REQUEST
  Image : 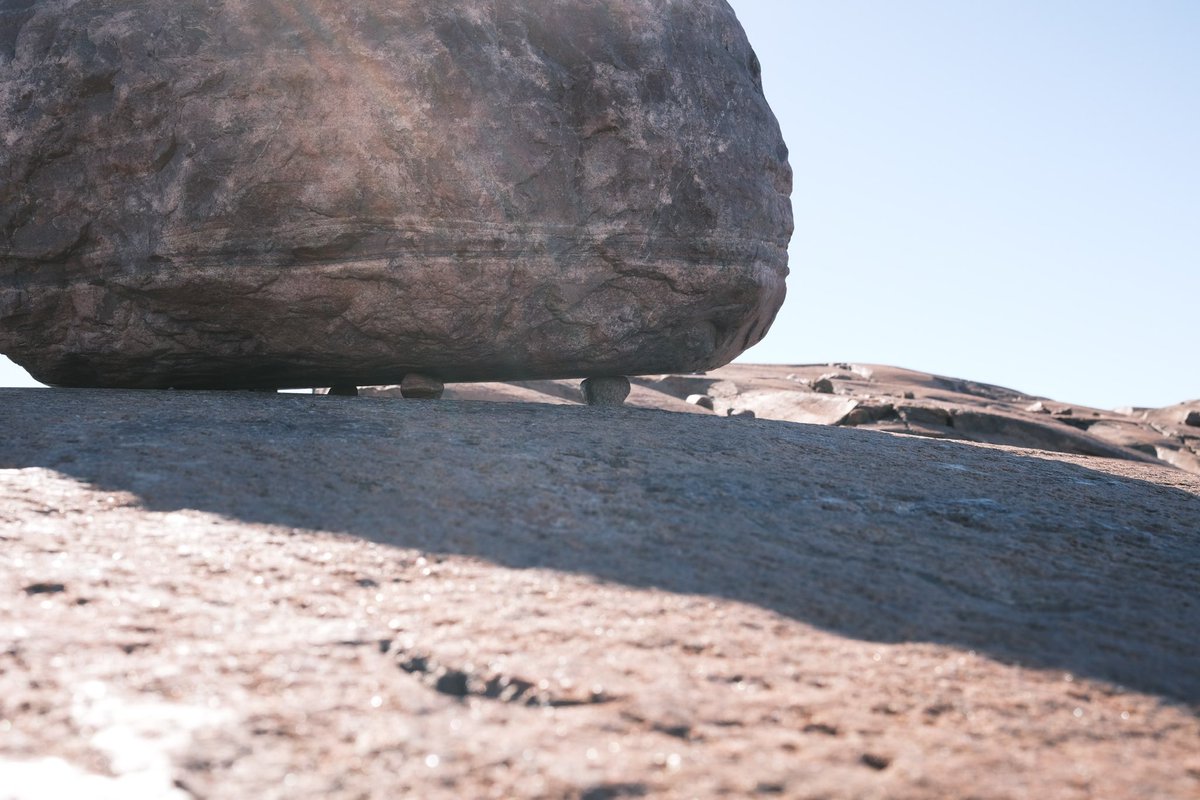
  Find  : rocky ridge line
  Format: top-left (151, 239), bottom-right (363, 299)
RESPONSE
top-left (358, 363), bottom-right (1199, 474)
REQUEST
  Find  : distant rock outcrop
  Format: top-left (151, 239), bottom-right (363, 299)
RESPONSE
top-left (0, 0), bottom-right (790, 389)
top-left (370, 363), bottom-right (1200, 475)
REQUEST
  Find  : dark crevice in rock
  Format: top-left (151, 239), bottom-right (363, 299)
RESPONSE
top-left (395, 652), bottom-right (611, 708)
top-left (754, 781), bottom-right (788, 795)
top-left (861, 753), bottom-right (892, 771)
top-left (23, 582), bottom-right (66, 595)
top-left (172, 778), bottom-right (201, 798)
top-left (578, 784), bottom-right (649, 800)
top-left (337, 639), bottom-right (614, 708)
top-left (651, 722), bottom-right (691, 739)
top-left (336, 638), bottom-right (395, 654)
top-left (619, 709), bottom-right (694, 740)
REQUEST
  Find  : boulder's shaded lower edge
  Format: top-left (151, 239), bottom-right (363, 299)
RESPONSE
top-left (1, 250), bottom-right (784, 389)
top-left (0, 0), bottom-right (793, 391)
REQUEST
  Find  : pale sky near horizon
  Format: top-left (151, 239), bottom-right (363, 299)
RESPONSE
top-left (2, 1), bottom-right (1196, 408)
top-left (729, 0), bottom-right (1198, 409)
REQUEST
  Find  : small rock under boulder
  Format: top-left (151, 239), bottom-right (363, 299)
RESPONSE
top-left (400, 374), bottom-right (445, 400)
top-left (580, 377), bottom-right (631, 407)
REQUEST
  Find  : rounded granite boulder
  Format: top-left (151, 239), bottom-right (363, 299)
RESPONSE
top-left (0, 0), bottom-right (792, 389)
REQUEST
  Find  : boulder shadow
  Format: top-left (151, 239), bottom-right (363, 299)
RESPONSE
top-left (3, 388), bottom-right (1198, 706)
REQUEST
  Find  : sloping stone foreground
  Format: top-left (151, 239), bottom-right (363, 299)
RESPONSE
top-left (418, 363), bottom-right (1200, 474)
top-left (0, 0), bottom-right (790, 389)
top-left (1, 389), bottom-right (1198, 799)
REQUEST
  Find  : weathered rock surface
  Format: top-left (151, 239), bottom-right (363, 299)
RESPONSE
top-left (446, 363), bottom-right (1200, 475)
top-left (1, 388), bottom-right (1199, 798)
top-left (580, 376), bottom-right (631, 407)
top-left (399, 374), bottom-right (445, 400)
top-left (0, 0), bottom-right (791, 389)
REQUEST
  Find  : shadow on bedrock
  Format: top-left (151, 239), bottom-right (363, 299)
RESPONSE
top-left (2, 387), bottom-right (1198, 706)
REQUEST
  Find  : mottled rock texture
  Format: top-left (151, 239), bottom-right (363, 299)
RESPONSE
top-left (1, 389), bottom-right (1198, 798)
top-left (580, 375), bottom-right (630, 406)
top-left (445, 363), bottom-right (1200, 475)
top-left (0, 0), bottom-right (791, 389)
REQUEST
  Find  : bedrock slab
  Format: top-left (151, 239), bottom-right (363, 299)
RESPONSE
top-left (0, 0), bottom-right (791, 389)
top-left (1, 389), bottom-right (1198, 799)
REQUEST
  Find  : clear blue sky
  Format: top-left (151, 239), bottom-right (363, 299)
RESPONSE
top-left (3, 1), bottom-right (1196, 407)
top-left (730, 0), bottom-right (1198, 408)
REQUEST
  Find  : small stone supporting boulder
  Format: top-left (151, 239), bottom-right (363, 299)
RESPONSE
top-left (0, 0), bottom-right (791, 390)
top-left (580, 377), bottom-right (631, 407)
top-left (400, 374), bottom-right (444, 400)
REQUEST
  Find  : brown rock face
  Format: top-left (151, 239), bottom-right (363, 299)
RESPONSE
top-left (2, 388), bottom-right (1199, 797)
top-left (0, 0), bottom-right (791, 389)
top-left (422, 363), bottom-right (1200, 475)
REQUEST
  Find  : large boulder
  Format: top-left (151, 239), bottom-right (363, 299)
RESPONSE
top-left (0, 0), bottom-right (792, 389)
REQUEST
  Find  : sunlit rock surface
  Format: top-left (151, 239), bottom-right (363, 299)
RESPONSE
top-left (1, 388), bottom-right (1198, 797)
top-left (356, 362), bottom-right (1200, 474)
top-left (0, 0), bottom-right (791, 388)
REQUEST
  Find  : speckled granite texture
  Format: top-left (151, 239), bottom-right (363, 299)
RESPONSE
top-left (1, 389), bottom-right (1198, 798)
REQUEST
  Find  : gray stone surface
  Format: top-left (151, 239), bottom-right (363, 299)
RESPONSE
top-left (400, 374), bottom-right (444, 400)
top-left (1, 388), bottom-right (1198, 798)
top-left (0, 0), bottom-right (791, 389)
top-left (638, 363), bottom-right (1198, 474)
top-left (353, 364), bottom-right (1200, 475)
top-left (580, 376), bottom-right (631, 406)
